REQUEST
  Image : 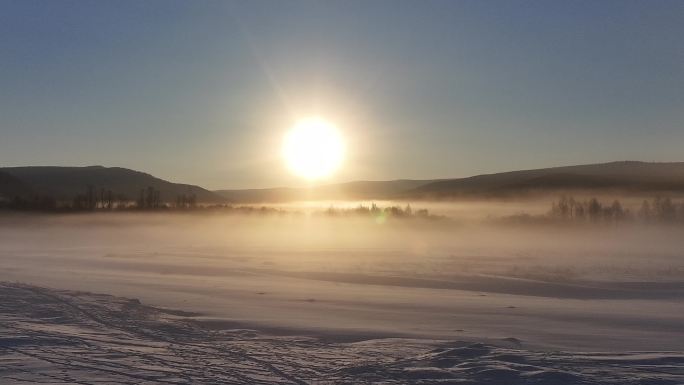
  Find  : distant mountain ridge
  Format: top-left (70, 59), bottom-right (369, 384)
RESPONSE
top-left (215, 179), bottom-right (434, 203)
top-left (0, 171), bottom-right (32, 200)
top-left (3, 161), bottom-right (684, 205)
top-left (0, 166), bottom-right (225, 203)
top-left (215, 161), bottom-right (684, 202)
top-left (406, 161), bottom-right (684, 198)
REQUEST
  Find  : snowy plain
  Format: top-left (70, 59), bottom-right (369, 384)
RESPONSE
top-left (1, 209), bottom-right (683, 384)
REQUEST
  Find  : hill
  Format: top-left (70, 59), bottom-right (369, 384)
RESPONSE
top-left (216, 161), bottom-right (684, 202)
top-left (0, 171), bottom-right (32, 201)
top-left (405, 161), bottom-right (684, 198)
top-left (215, 180), bottom-right (433, 203)
top-left (5, 161), bottom-right (684, 205)
top-left (0, 166), bottom-right (225, 203)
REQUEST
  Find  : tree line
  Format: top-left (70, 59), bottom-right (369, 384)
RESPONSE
top-left (0, 185), bottom-right (197, 212)
top-left (549, 196), bottom-right (684, 223)
top-left (0, 190), bottom-right (441, 221)
top-left (322, 203), bottom-right (432, 219)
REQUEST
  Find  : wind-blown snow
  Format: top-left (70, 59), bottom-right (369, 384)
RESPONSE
top-left (2, 282), bottom-right (682, 384)
top-left (1, 212), bottom-right (683, 383)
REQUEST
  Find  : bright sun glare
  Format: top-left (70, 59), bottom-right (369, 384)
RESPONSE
top-left (282, 117), bottom-right (345, 180)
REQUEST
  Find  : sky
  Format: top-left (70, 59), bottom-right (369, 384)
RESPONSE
top-left (1, 0), bottom-right (683, 189)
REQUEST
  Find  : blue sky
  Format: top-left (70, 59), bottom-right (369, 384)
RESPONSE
top-left (1, 0), bottom-right (683, 188)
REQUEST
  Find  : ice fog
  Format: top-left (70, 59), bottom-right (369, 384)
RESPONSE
top-left (1, 203), bottom-right (683, 351)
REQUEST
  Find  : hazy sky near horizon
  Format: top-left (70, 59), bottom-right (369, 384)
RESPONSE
top-left (1, 1), bottom-right (683, 189)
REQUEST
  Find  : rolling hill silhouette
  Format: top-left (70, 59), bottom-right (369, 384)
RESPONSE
top-left (3, 161), bottom-right (684, 205)
top-left (215, 180), bottom-right (433, 203)
top-left (407, 161), bottom-right (684, 198)
top-left (0, 171), bottom-right (32, 200)
top-left (0, 166), bottom-right (225, 203)
top-left (215, 161), bottom-right (684, 202)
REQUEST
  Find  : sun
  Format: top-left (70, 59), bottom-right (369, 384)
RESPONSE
top-left (282, 117), bottom-right (345, 180)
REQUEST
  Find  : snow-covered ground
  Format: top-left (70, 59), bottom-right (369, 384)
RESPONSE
top-left (1, 212), bottom-right (683, 383)
top-left (2, 282), bottom-right (682, 384)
